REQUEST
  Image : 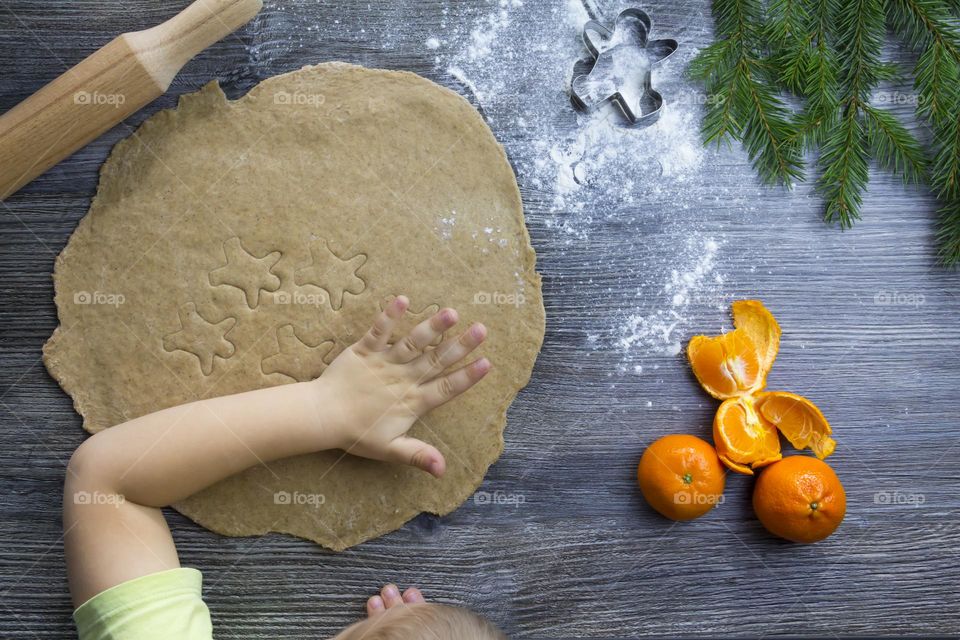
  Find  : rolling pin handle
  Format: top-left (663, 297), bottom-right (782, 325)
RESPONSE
top-left (129, 0), bottom-right (264, 90)
top-left (0, 0), bottom-right (262, 200)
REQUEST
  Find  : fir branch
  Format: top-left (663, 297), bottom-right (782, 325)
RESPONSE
top-left (702, 75), bottom-right (743, 145)
top-left (886, 0), bottom-right (960, 54)
top-left (836, 0), bottom-right (886, 101)
top-left (817, 0), bottom-right (886, 227)
top-left (796, 41), bottom-right (839, 149)
top-left (818, 107), bottom-right (870, 227)
top-left (886, 0), bottom-right (960, 262)
top-left (734, 66), bottom-right (805, 184)
top-left (687, 39), bottom-right (734, 86)
top-left (937, 199), bottom-right (960, 265)
top-left (930, 114), bottom-right (960, 201)
top-left (914, 40), bottom-right (959, 124)
top-left (688, 0), bottom-right (960, 263)
top-left (766, 0), bottom-right (812, 92)
top-left (766, 0), bottom-right (810, 47)
top-left (862, 104), bottom-right (927, 182)
top-left (690, 0), bottom-right (804, 185)
top-left (789, 0), bottom-right (839, 150)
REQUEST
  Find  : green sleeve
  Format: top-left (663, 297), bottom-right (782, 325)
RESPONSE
top-left (74, 568), bottom-right (213, 640)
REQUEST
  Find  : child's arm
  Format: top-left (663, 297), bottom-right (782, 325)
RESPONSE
top-left (64, 296), bottom-right (489, 607)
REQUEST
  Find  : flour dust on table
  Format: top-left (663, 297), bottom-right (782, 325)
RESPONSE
top-left (407, 0), bottom-right (735, 372)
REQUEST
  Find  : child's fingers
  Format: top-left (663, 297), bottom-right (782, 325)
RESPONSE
top-left (414, 322), bottom-right (486, 377)
top-left (387, 308), bottom-right (459, 363)
top-left (357, 296), bottom-right (408, 354)
top-left (386, 436), bottom-right (446, 478)
top-left (381, 584), bottom-right (403, 608)
top-left (367, 595), bottom-right (385, 616)
top-left (420, 358), bottom-right (491, 410)
top-left (402, 587), bottom-right (425, 604)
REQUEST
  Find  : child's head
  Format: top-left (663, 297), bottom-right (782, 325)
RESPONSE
top-left (335, 602), bottom-right (506, 639)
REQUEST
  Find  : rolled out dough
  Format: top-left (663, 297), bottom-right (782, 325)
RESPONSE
top-left (43, 63), bottom-right (545, 550)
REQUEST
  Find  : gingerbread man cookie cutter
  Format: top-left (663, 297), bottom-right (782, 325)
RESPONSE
top-left (570, 7), bottom-right (678, 126)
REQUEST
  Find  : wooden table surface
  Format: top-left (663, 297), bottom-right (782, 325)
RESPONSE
top-left (2, 1), bottom-right (959, 638)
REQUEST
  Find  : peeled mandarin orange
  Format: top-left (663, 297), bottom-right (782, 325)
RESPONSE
top-left (731, 300), bottom-right (781, 380)
top-left (753, 456), bottom-right (846, 543)
top-left (713, 396), bottom-right (782, 475)
top-left (756, 391), bottom-right (837, 459)
top-left (637, 434), bottom-right (726, 521)
top-left (687, 329), bottom-right (764, 400)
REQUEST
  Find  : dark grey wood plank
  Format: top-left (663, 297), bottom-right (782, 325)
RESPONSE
top-left (1, 1), bottom-right (959, 638)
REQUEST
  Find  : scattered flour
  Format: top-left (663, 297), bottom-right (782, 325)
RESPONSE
top-left (403, 1), bottom-right (740, 372)
top-left (467, 0), bottom-right (524, 61)
top-left (618, 238), bottom-right (721, 359)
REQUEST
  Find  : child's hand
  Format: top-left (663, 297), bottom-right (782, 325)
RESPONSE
top-left (310, 296), bottom-right (491, 478)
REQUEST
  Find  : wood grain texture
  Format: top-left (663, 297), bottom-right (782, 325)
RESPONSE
top-left (1, 1), bottom-right (959, 638)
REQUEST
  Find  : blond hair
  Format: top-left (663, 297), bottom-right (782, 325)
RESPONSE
top-left (335, 603), bottom-right (506, 639)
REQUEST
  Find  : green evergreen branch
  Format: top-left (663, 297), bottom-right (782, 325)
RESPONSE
top-left (937, 199), bottom-right (960, 263)
top-left (886, 0), bottom-right (960, 54)
top-left (863, 104), bottom-right (927, 182)
top-left (930, 115), bottom-right (960, 200)
top-left (818, 108), bottom-right (870, 227)
top-left (791, 0), bottom-right (839, 150)
top-left (690, 0), bottom-right (960, 265)
top-left (694, 0), bottom-right (804, 185)
top-left (886, 0), bottom-right (960, 263)
top-left (835, 0), bottom-right (886, 100)
top-left (914, 42), bottom-right (957, 123)
top-left (816, 0), bottom-right (886, 226)
top-left (766, 0), bottom-right (812, 91)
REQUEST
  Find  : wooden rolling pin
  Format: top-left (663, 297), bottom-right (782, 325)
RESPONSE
top-left (0, 0), bottom-right (262, 200)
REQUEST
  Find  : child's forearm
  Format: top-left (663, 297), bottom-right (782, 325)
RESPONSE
top-left (63, 381), bottom-right (334, 606)
top-left (69, 381), bottom-right (329, 508)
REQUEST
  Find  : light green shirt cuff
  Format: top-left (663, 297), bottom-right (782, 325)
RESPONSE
top-left (74, 568), bottom-right (213, 640)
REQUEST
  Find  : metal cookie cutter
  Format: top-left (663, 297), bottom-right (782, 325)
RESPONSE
top-left (570, 8), bottom-right (678, 126)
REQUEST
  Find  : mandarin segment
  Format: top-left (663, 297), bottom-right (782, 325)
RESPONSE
top-left (756, 391), bottom-right (836, 459)
top-left (731, 300), bottom-right (781, 381)
top-left (713, 396), bottom-right (782, 475)
top-left (687, 329), bottom-right (763, 400)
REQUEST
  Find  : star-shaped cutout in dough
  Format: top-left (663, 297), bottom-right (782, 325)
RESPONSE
top-left (162, 302), bottom-right (236, 375)
top-left (294, 239), bottom-right (367, 311)
top-left (261, 324), bottom-right (335, 382)
top-left (209, 237), bottom-right (282, 309)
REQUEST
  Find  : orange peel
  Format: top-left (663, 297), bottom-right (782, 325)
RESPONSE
top-left (731, 299), bottom-right (781, 382)
top-left (756, 391), bottom-right (836, 459)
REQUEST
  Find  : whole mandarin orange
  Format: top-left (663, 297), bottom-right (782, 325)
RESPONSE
top-left (753, 455), bottom-right (846, 543)
top-left (637, 434), bottom-right (726, 520)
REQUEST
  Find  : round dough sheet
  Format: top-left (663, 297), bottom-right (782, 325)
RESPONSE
top-left (43, 63), bottom-right (545, 550)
